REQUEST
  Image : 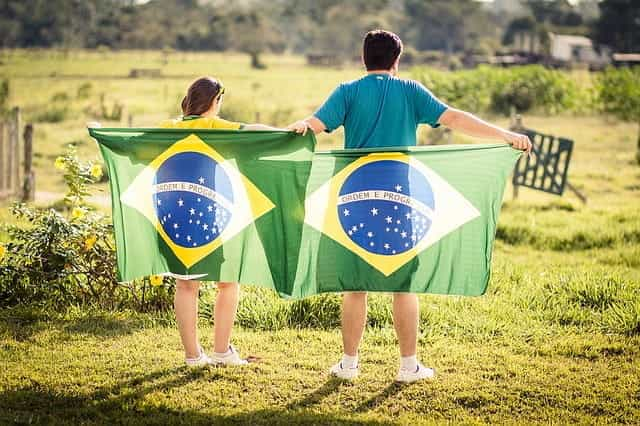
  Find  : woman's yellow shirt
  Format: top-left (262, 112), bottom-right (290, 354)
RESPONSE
top-left (159, 116), bottom-right (243, 130)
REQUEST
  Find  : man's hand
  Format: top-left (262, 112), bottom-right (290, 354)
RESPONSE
top-left (287, 120), bottom-right (310, 135)
top-left (501, 130), bottom-right (532, 154)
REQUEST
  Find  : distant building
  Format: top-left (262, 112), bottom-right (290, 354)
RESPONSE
top-left (507, 30), bottom-right (610, 69)
top-left (612, 53), bottom-right (640, 67)
top-left (549, 34), bottom-right (609, 68)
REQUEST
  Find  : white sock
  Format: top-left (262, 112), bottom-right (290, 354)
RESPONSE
top-left (400, 355), bottom-right (418, 371)
top-left (214, 346), bottom-right (232, 357)
top-left (341, 353), bottom-right (358, 369)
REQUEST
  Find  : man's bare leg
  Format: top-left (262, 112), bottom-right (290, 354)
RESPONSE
top-left (392, 292), bottom-right (419, 357)
top-left (342, 291), bottom-right (368, 356)
top-left (212, 282), bottom-right (240, 353)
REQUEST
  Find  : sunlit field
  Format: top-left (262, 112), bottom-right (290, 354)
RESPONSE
top-left (1, 49), bottom-right (639, 424)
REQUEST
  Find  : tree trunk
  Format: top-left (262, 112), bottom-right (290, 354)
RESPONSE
top-left (250, 52), bottom-right (266, 70)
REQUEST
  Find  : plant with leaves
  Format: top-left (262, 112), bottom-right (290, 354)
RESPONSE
top-left (0, 146), bottom-right (171, 311)
top-left (597, 67), bottom-right (640, 164)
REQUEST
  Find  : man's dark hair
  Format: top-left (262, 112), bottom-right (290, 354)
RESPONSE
top-left (363, 30), bottom-right (403, 71)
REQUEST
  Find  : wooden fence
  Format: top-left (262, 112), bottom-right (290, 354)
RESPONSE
top-left (0, 107), bottom-right (34, 202)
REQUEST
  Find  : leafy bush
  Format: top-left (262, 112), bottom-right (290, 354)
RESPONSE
top-left (413, 65), bottom-right (587, 115)
top-left (489, 66), bottom-right (582, 115)
top-left (51, 92), bottom-right (69, 102)
top-left (596, 67), bottom-right (640, 163)
top-left (76, 82), bottom-right (92, 99)
top-left (33, 104), bottom-right (69, 123)
top-left (0, 147), bottom-right (168, 311)
top-left (415, 67), bottom-right (493, 112)
top-left (0, 78), bottom-right (9, 113)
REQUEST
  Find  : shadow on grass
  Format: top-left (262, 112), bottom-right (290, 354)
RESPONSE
top-left (0, 308), bottom-right (50, 342)
top-left (61, 313), bottom-right (149, 337)
top-left (0, 307), bottom-right (153, 341)
top-left (0, 368), bottom-right (387, 425)
top-left (285, 377), bottom-right (348, 410)
top-left (354, 382), bottom-right (410, 413)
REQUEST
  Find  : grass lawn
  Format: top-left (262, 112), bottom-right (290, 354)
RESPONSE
top-left (1, 308), bottom-right (639, 425)
top-left (1, 50), bottom-right (640, 424)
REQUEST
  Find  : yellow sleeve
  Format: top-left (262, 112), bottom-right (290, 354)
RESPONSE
top-left (211, 117), bottom-right (243, 130)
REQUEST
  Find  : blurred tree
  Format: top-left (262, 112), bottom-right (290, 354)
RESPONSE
top-left (403, 0), bottom-right (490, 54)
top-left (526, 0), bottom-right (583, 27)
top-left (594, 0), bottom-right (640, 53)
top-left (228, 11), bottom-right (283, 68)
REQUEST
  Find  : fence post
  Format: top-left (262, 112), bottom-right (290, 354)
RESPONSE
top-left (22, 123), bottom-right (34, 202)
top-left (15, 107), bottom-right (22, 195)
top-left (6, 108), bottom-right (17, 196)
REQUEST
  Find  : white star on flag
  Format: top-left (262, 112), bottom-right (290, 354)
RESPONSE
top-left (302, 153), bottom-right (481, 276)
top-left (198, 177), bottom-right (205, 184)
top-left (178, 199), bottom-right (184, 207)
top-left (343, 209), bottom-right (350, 216)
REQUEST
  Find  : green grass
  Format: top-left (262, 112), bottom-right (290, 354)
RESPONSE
top-left (1, 49), bottom-right (640, 424)
top-left (1, 307), bottom-right (639, 425)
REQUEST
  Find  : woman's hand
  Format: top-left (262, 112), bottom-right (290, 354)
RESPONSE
top-left (287, 120), bottom-right (310, 135)
top-left (501, 130), bottom-right (532, 154)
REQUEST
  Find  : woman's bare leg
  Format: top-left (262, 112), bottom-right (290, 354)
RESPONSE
top-left (174, 279), bottom-right (201, 358)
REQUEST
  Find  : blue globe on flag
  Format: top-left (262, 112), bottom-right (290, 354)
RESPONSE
top-left (153, 152), bottom-right (234, 248)
top-left (337, 160), bottom-right (435, 256)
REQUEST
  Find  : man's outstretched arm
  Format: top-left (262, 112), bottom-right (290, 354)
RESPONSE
top-left (287, 117), bottom-right (326, 136)
top-left (438, 108), bottom-right (532, 153)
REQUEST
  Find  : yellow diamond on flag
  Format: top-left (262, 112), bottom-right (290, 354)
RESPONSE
top-left (120, 134), bottom-right (275, 268)
top-left (304, 152), bottom-right (480, 276)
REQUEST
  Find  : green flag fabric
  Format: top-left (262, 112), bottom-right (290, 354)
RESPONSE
top-left (90, 128), bottom-right (520, 299)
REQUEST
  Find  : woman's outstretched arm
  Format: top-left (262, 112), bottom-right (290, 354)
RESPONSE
top-left (242, 123), bottom-right (284, 131)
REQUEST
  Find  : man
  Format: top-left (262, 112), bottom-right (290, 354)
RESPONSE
top-left (288, 30), bottom-right (531, 383)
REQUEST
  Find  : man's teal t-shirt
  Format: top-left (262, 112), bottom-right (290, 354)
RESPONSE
top-left (314, 74), bottom-right (448, 149)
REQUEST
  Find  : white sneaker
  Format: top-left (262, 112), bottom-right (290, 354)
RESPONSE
top-left (184, 347), bottom-right (213, 368)
top-left (329, 361), bottom-right (359, 380)
top-left (210, 345), bottom-right (249, 366)
top-left (396, 362), bottom-right (436, 383)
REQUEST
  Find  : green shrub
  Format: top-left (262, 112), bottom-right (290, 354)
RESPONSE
top-left (413, 65), bottom-right (587, 115)
top-left (414, 66), bottom-right (493, 113)
top-left (0, 78), bottom-right (9, 113)
top-left (489, 66), bottom-right (581, 115)
top-left (0, 147), bottom-right (166, 311)
top-left (33, 104), bottom-right (69, 123)
top-left (51, 92), bottom-right (69, 102)
top-left (76, 82), bottom-right (92, 99)
top-left (596, 66), bottom-right (640, 163)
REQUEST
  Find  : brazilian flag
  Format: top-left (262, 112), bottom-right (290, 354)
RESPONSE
top-left (91, 128), bottom-right (519, 298)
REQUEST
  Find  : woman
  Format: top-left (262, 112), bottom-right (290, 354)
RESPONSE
top-left (161, 77), bottom-right (279, 367)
